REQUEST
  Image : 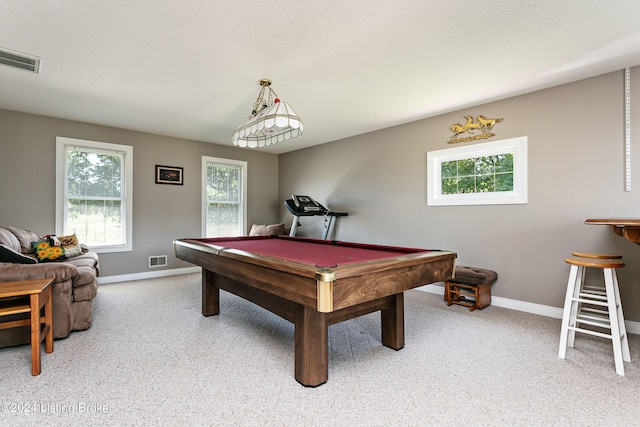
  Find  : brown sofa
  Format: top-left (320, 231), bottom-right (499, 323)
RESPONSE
top-left (0, 225), bottom-right (99, 347)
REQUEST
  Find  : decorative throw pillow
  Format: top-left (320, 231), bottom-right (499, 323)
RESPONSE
top-left (0, 244), bottom-right (37, 264)
top-left (58, 234), bottom-right (82, 258)
top-left (32, 240), bottom-right (67, 262)
top-left (249, 223), bottom-right (285, 236)
top-left (31, 234), bottom-right (84, 261)
top-left (2, 225), bottom-right (39, 254)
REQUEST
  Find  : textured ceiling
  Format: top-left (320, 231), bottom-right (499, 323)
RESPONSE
top-left (1, 1), bottom-right (640, 153)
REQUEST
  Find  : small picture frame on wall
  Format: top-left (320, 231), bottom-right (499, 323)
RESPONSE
top-left (155, 165), bottom-right (183, 185)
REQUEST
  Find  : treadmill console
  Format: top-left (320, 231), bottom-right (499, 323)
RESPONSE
top-left (292, 195), bottom-right (323, 212)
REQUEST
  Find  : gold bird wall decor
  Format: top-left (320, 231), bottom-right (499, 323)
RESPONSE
top-left (448, 115), bottom-right (503, 144)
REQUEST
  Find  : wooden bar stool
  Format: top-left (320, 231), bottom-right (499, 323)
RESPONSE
top-left (571, 252), bottom-right (622, 259)
top-left (571, 252), bottom-right (622, 295)
top-left (558, 257), bottom-right (630, 376)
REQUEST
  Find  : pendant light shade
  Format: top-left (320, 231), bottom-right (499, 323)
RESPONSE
top-left (232, 79), bottom-right (303, 148)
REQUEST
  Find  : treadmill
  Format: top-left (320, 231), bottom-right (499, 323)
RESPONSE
top-left (284, 195), bottom-right (348, 240)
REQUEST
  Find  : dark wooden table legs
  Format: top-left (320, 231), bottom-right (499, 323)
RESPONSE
top-left (294, 305), bottom-right (328, 387)
top-left (381, 293), bottom-right (405, 350)
top-left (201, 269), bottom-right (220, 316)
top-left (200, 269), bottom-right (406, 387)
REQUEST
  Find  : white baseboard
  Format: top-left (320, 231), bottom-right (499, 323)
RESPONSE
top-left (97, 266), bottom-right (201, 284)
top-left (419, 284), bottom-right (640, 335)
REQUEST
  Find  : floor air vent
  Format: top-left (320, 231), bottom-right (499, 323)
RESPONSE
top-left (149, 255), bottom-right (168, 268)
top-left (0, 47), bottom-right (40, 73)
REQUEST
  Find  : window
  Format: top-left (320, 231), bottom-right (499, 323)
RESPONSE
top-left (202, 157), bottom-right (247, 237)
top-left (441, 153), bottom-right (514, 194)
top-left (427, 137), bottom-right (527, 206)
top-left (56, 137), bottom-right (133, 252)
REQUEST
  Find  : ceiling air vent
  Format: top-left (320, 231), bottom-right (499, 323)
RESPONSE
top-left (0, 47), bottom-right (40, 73)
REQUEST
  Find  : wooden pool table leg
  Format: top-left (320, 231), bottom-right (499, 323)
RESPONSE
top-left (294, 305), bottom-right (328, 387)
top-left (381, 292), bottom-right (405, 350)
top-left (202, 269), bottom-right (220, 316)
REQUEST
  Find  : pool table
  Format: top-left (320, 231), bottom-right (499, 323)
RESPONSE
top-left (173, 235), bottom-right (456, 387)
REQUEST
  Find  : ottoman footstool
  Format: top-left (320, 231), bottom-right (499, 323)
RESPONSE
top-left (445, 266), bottom-right (498, 311)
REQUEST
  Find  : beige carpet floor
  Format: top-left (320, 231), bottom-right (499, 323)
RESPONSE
top-left (1, 272), bottom-right (639, 426)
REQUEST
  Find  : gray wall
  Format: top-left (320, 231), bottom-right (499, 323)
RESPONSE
top-left (1, 69), bottom-right (639, 321)
top-left (0, 110), bottom-right (280, 276)
top-left (278, 69), bottom-right (640, 321)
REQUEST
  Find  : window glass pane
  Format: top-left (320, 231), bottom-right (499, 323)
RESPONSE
top-left (63, 144), bottom-right (127, 248)
top-left (495, 154), bottom-right (513, 172)
top-left (458, 176), bottom-right (475, 193)
top-left (476, 174), bottom-right (495, 192)
top-left (458, 159), bottom-right (475, 176)
top-left (441, 161), bottom-right (457, 178)
top-left (67, 199), bottom-right (123, 245)
top-left (475, 156), bottom-right (495, 175)
top-left (207, 165), bottom-right (239, 203)
top-left (437, 153), bottom-right (514, 195)
top-left (67, 149), bottom-right (122, 198)
top-left (205, 161), bottom-right (244, 237)
top-left (496, 173), bottom-right (514, 191)
top-left (442, 177), bottom-right (457, 195)
top-left (206, 203), bottom-right (240, 237)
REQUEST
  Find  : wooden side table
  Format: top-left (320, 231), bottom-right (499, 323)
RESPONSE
top-left (0, 278), bottom-right (54, 375)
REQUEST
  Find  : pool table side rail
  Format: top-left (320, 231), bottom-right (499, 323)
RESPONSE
top-left (175, 238), bottom-right (320, 279)
top-left (174, 240), bottom-right (321, 308)
top-left (329, 255), bottom-right (455, 311)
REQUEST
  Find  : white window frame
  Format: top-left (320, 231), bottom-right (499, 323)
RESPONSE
top-left (55, 137), bottom-right (133, 253)
top-left (427, 136), bottom-right (528, 206)
top-left (202, 156), bottom-right (247, 237)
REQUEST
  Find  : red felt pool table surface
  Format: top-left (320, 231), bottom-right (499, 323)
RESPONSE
top-left (173, 235), bottom-right (455, 387)
top-left (191, 235), bottom-right (436, 267)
